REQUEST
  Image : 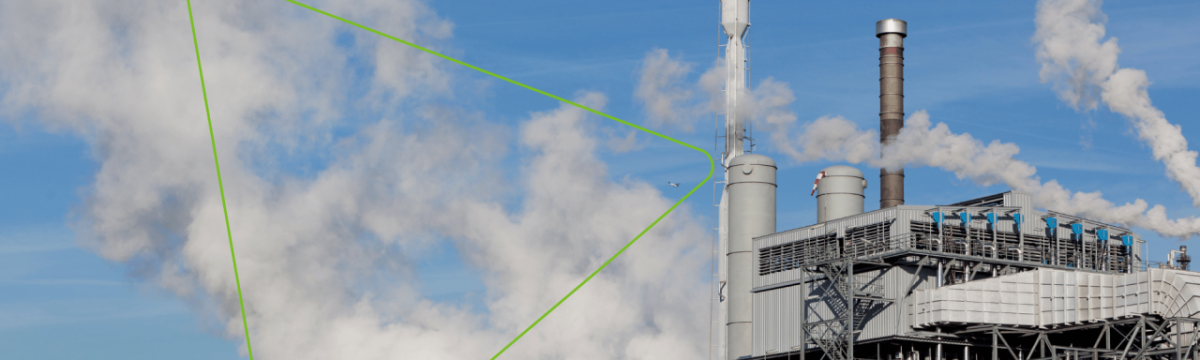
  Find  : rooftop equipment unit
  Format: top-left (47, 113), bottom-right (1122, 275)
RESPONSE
top-left (813, 165), bottom-right (866, 223)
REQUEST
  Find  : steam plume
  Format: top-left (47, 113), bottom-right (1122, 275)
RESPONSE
top-left (1035, 0), bottom-right (1200, 207)
top-left (633, 48), bottom-right (1200, 238)
top-left (635, 49), bottom-right (698, 132)
top-left (774, 111), bottom-right (1200, 238)
top-left (635, 49), bottom-right (798, 138)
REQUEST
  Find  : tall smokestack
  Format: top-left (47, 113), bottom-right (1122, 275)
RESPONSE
top-left (877, 19), bottom-right (906, 209)
top-left (717, 2), bottom-right (750, 360)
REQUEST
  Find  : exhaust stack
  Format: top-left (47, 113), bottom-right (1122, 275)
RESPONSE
top-left (877, 19), bottom-right (906, 209)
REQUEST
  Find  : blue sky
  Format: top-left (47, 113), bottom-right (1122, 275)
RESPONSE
top-left (2, 0), bottom-right (1200, 359)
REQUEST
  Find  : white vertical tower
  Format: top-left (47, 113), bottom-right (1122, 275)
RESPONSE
top-left (726, 154), bottom-right (775, 360)
top-left (721, 0), bottom-right (749, 161)
top-left (716, 1), bottom-right (750, 360)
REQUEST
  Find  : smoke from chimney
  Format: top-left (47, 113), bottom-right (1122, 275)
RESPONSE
top-left (1033, 0), bottom-right (1200, 208)
top-left (630, 7), bottom-right (1200, 240)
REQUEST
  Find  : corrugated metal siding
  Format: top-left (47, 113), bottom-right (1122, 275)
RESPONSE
top-left (1003, 191), bottom-right (1034, 228)
top-left (873, 265), bottom-right (940, 339)
top-left (752, 283), bottom-right (806, 356)
top-left (754, 207), bottom-right (930, 288)
top-left (751, 265), bottom-right (940, 356)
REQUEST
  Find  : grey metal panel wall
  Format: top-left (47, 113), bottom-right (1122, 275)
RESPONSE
top-left (1003, 191), bottom-right (1034, 230)
top-left (752, 281), bottom-right (806, 356)
top-left (751, 264), bottom-right (940, 356)
top-left (859, 265), bottom-right (939, 341)
top-left (857, 268), bottom-right (895, 341)
top-left (754, 207), bottom-right (929, 289)
top-left (754, 206), bottom-right (1028, 289)
top-left (754, 224), bottom-right (830, 289)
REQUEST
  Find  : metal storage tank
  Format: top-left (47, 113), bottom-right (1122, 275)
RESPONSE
top-left (727, 153), bottom-right (777, 360)
top-left (815, 165), bottom-right (866, 223)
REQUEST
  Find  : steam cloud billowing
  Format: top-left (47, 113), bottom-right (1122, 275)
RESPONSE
top-left (8, 0), bottom-right (1200, 358)
top-left (783, 113), bottom-right (1200, 238)
top-left (1035, 0), bottom-right (1200, 208)
top-left (633, 10), bottom-right (1200, 239)
top-left (0, 1), bottom-right (709, 359)
top-left (634, 48), bottom-right (797, 136)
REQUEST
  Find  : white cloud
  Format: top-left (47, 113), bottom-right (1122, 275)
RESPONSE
top-left (1035, 0), bottom-right (1200, 208)
top-left (634, 49), bottom-right (798, 142)
top-left (757, 0), bottom-right (1200, 239)
top-left (635, 49), bottom-right (697, 132)
top-left (0, 1), bottom-right (710, 359)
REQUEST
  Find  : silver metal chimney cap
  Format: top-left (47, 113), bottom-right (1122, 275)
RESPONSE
top-left (876, 19), bottom-right (907, 37)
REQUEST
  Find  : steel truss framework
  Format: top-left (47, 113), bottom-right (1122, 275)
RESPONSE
top-left (762, 248), bottom-right (1152, 360)
top-left (752, 243), bottom-right (1198, 360)
top-left (788, 236), bottom-right (1050, 360)
top-left (749, 212), bottom-right (1154, 360)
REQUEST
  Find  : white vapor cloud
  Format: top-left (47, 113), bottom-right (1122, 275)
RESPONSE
top-left (634, 49), bottom-right (798, 140)
top-left (771, 111), bottom-right (1200, 239)
top-left (758, 0), bottom-right (1200, 239)
top-left (771, 116), bottom-right (876, 165)
top-left (633, 43), bottom-right (1199, 239)
top-left (0, 1), bottom-right (709, 359)
top-left (635, 49), bottom-right (697, 131)
top-left (1035, 0), bottom-right (1200, 207)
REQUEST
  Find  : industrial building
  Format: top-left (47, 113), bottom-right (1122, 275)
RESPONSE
top-left (710, 2), bottom-right (1200, 360)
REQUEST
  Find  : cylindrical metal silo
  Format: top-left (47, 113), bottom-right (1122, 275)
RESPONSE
top-left (816, 165), bottom-right (866, 223)
top-left (726, 153), bottom-right (776, 360)
top-left (877, 19), bottom-right (906, 209)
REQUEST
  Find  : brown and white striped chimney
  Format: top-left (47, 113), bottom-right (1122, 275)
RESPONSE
top-left (876, 19), bottom-right (906, 209)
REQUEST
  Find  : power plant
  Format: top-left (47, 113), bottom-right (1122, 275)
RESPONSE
top-left (710, 2), bottom-right (1200, 360)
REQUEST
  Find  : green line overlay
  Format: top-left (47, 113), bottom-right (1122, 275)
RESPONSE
top-left (287, 1), bottom-right (715, 359)
top-left (187, 2), bottom-right (255, 359)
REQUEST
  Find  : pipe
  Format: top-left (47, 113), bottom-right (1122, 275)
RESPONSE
top-left (717, 2), bottom-right (749, 359)
top-left (877, 19), bottom-right (906, 209)
top-left (721, 0), bottom-right (749, 164)
top-left (937, 260), bottom-right (943, 287)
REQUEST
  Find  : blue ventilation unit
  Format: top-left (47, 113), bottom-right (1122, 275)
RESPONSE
top-left (986, 212), bottom-right (997, 225)
top-left (1013, 213), bottom-right (1022, 230)
top-left (962, 212), bottom-right (972, 226)
top-left (932, 212), bottom-right (943, 226)
top-left (1122, 235), bottom-right (1134, 248)
top-left (1045, 217), bottom-right (1057, 235)
top-left (1071, 223), bottom-right (1083, 236)
top-left (1097, 229), bottom-right (1109, 242)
